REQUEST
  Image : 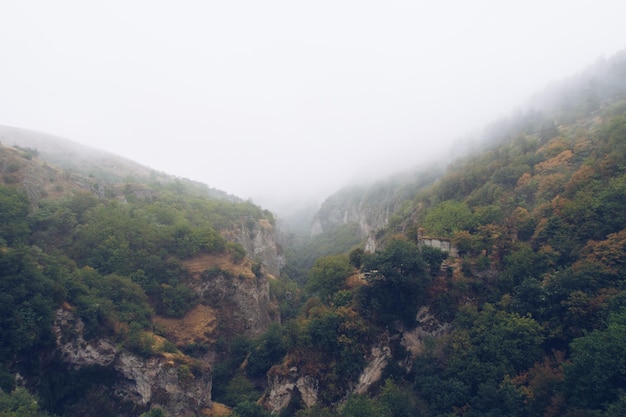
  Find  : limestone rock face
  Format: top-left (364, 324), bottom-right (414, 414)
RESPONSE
top-left (193, 270), bottom-right (273, 338)
top-left (310, 191), bottom-right (393, 241)
top-left (309, 185), bottom-right (400, 254)
top-left (54, 309), bottom-right (117, 368)
top-left (231, 218), bottom-right (285, 277)
top-left (114, 352), bottom-right (211, 416)
top-left (52, 309), bottom-right (212, 416)
top-left (264, 369), bottom-right (318, 414)
top-left (353, 346), bottom-right (392, 395)
top-left (401, 306), bottom-right (452, 357)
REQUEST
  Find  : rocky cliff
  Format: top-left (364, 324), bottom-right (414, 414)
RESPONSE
top-left (183, 254), bottom-right (275, 339)
top-left (310, 185), bottom-right (396, 242)
top-left (310, 170), bottom-right (441, 253)
top-left (229, 218), bottom-right (285, 277)
top-left (52, 309), bottom-right (212, 417)
top-left (264, 368), bottom-right (319, 414)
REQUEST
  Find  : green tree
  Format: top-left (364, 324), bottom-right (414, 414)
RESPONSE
top-left (232, 400), bottom-right (271, 417)
top-left (378, 379), bottom-right (424, 417)
top-left (340, 395), bottom-right (390, 417)
top-left (422, 200), bottom-right (476, 237)
top-left (305, 255), bottom-right (352, 301)
top-left (440, 304), bottom-right (545, 414)
top-left (0, 247), bottom-right (57, 357)
top-left (358, 239), bottom-right (428, 327)
top-left (0, 387), bottom-right (51, 417)
top-left (246, 323), bottom-right (288, 377)
top-left (295, 405), bottom-right (335, 417)
top-left (349, 247), bottom-right (365, 268)
top-left (0, 186), bottom-right (30, 245)
top-left (140, 407), bottom-right (168, 417)
top-left (420, 246), bottom-right (448, 276)
top-left (565, 311), bottom-right (626, 411)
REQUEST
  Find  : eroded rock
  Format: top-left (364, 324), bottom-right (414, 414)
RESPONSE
top-left (52, 309), bottom-right (212, 416)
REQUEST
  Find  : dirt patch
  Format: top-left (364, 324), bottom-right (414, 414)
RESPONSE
top-left (153, 304), bottom-right (218, 346)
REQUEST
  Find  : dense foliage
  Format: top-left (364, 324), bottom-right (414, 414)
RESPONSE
top-left (0, 161), bottom-right (274, 416)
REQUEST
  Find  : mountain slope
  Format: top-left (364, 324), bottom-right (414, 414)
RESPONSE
top-left (0, 124), bottom-right (238, 201)
top-left (0, 137), bottom-right (283, 416)
top-left (253, 49), bottom-right (626, 417)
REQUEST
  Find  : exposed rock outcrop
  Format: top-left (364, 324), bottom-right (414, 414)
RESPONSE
top-left (52, 309), bottom-right (212, 416)
top-left (353, 346), bottom-right (392, 395)
top-left (191, 268), bottom-right (273, 338)
top-left (54, 309), bottom-right (117, 368)
top-left (310, 185), bottom-right (395, 242)
top-left (401, 306), bottom-right (452, 357)
top-left (114, 352), bottom-right (211, 416)
top-left (264, 344), bottom-right (392, 414)
top-left (264, 368), bottom-right (318, 414)
top-left (230, 218), bottom-right (285, 277)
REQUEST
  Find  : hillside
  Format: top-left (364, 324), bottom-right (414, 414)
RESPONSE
top-left (0, 124), bottom-right (239, 202)
top-left (0, 140), bottom-right (282, 417)
top-left (243, 49), bottom-right (626, 417)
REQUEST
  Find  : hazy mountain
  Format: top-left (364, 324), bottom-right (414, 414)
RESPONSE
top-left (0, 124), bottom-right (239, 202)
top-left (1, 49), bottom-right (626, 417)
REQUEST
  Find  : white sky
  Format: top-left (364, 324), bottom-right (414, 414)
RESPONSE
top-left (1, 1), bottom-right (625, 212)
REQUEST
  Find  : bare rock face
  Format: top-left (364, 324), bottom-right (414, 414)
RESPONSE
top-left (231, 218), bottom-right (285, 277)
top-left (310, 194), bottom-right (393, 241)
top-left (54, 309), bottom-right (117, 368)
top-left (353, 346), bottom-right (392, 395)
top-left (114, 352), bottom-right (211, 416)
top-left (264, 345), bottom-right (392, 413)
top-left (52, 309), bottom-right (212, 416)
top-left (264, 368), bottom-right (318, 414)
top-left (193, 271), bottom-right (273, 338)
top-left (401, 306), bottom-right (452, 357)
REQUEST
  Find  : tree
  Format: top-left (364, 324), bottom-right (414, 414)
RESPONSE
top-left (422, 200), bottom-right (476, 237)
top-left (358, 239), bottom-right (429, 327)
top-left (0, 186), bottom-right (30, 245)
top-left (564, 311), bottom-right (626, 411)
top-left (0, 247), bottom-right (57, 357)
top-left (340, 395), bottom-right (390, 417)
top-left (420, 245), bottom-right (448, 276)
top-left (349, 248), bottom-right (365, 268)
top-left (232, 400), bottom-right (271, 417)
top-left (378, 379), bottom-right (424, 417)
top-left (305, 255), bottom-right (352, 301)
top-left (442, 304), bottom-right (545, 413)
top-left (140, 408), bottom-right (168, 417)
top-left (0, 387), bottom-right (51, 417)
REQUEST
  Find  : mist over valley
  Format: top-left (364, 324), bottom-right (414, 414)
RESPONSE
top-left (2, 2), bottom-right (626, 416)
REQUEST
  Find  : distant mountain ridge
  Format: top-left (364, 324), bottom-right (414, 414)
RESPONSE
top-left (309, 48), bottom-right (626, 255)
top-left (0, 124), bottom-right (239, 202)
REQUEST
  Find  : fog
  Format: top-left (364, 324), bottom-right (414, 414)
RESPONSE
top-left (1, 1), bottom-right (625, 213)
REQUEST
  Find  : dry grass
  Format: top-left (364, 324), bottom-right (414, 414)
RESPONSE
top-left (183, 253), bottom-right (255, 279)
top-left (258, 218), bottom-right (273, 230)
top-left (346, 272), bottom-right (365, 289)
top-left (153, 304), bottom-right (218, 346)
top-left (201, 402), bottom-right (232, 416)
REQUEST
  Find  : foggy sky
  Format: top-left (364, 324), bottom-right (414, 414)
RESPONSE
top-left (1, 1), bottom-right (625, 213)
